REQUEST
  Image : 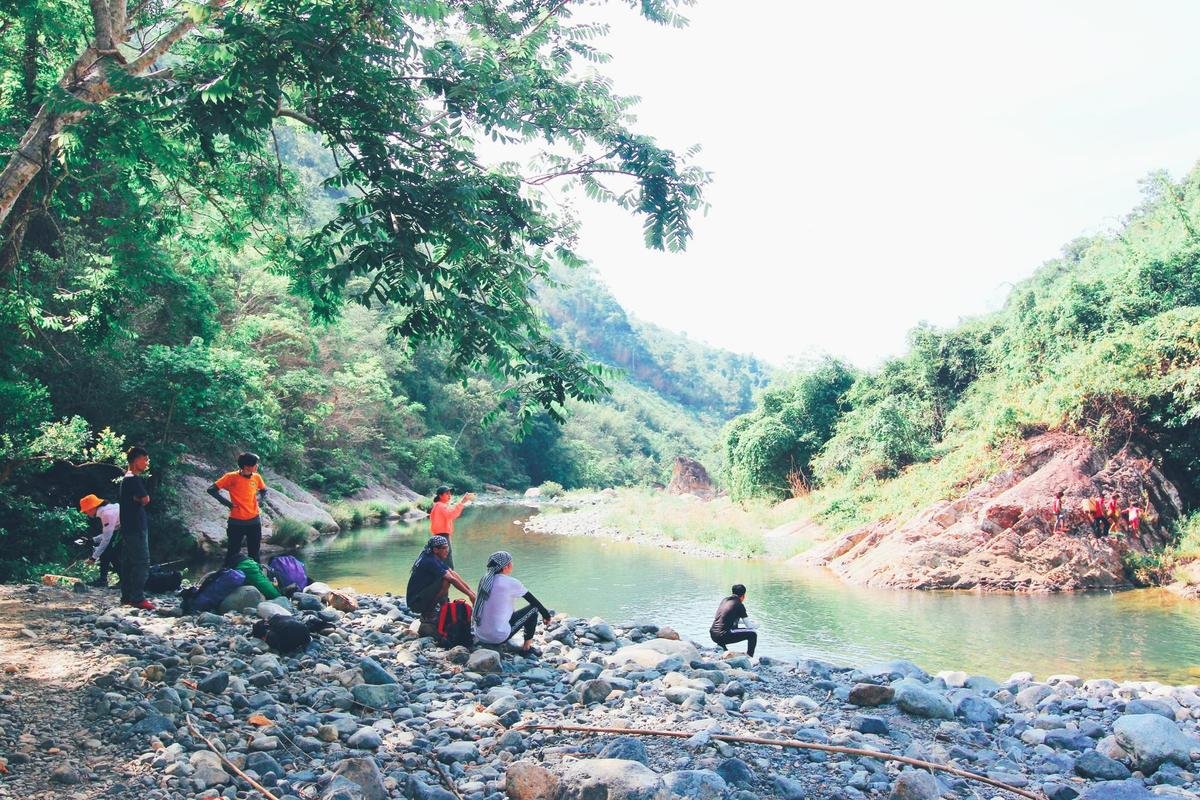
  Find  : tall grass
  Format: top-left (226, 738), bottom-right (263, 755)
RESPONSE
top-left (270, 517), bottom-right (316, 548)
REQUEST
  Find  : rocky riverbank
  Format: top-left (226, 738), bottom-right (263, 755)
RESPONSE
top-left (3, 586), bottom-right (1200, 800)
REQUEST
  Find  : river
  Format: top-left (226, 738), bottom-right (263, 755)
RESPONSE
top-left (300, 505), bottom-right (1200, 684)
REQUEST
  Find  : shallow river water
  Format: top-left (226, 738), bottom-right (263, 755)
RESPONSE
top-left (300, 505), bottom-right (1200, 684)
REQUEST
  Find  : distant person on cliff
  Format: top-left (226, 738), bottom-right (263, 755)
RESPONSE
top-left (406, 536), bottom-right (476, 636)
top-left (1084, 493), bottom-right (1107, 538)
top-left (1106, 493), bottom-right (1122, 534)
top-left (1051, 490), bottom-right (1066, 534)
top-left (709, 583), bottom-right (757, 657)
top-left (79, 494), bottom-right (121, 588)
top-left (429, 485), bottom-right (475, 568)
top-left (119, 446), bottom-right (154, 610)
top-left (472, 550), bottom-right (553, 656)
top-left (1125, 499), bottom-right (1143, 535)
top-left (207, 452), bottom-right (268, 567)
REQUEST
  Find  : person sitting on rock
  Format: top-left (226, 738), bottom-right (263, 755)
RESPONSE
top-left (709, 583), bottom-right (757, 657)
top-left (405, 535), bottom-right (475, 636)
top-left (472, 551), bottom-right (552, 656)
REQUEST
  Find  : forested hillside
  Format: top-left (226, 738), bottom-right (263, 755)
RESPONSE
top-left (0, 0), bottom-right (727, 579)
top-left (725, 169), bottom-right (1200, 537)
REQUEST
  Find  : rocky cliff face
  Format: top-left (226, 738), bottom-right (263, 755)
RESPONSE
top-left (666, 456), bottom-right (715, 499)
top-left (803, 433), bottom-right (1185, 592)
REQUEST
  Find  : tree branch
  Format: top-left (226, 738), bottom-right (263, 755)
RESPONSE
top-left (125, 0), bottom-right (229, 75)
top-left (275, 106), bottom-right (319, 128)
top-left (89, 0), bottom-right (115, 52)
top-left (525, 0), bottom-right (572, 41)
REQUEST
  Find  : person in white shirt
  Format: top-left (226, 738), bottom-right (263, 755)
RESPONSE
top-left (79, 494), bottom-right (121, 588)
top-left (472, 551), bottom-right (552, 655)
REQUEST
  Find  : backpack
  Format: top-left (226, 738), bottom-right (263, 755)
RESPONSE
top-left (145, 565), bottom-right (183, 594)
top-left (236, 558), bottom-right (281, 600)
top-left (251, 615), bottom-right (311, 653)
top-left (180, 568), bottom-right (246, 615)
top-left (435, 599), bottom-right (473, 648)
top-left (267, 555), bottom-right (309, 595)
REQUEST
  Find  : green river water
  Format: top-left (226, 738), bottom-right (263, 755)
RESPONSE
top-left (300, 505), bottom-right (1200, 684)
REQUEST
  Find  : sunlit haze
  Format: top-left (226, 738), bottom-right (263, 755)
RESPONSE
top-left (550, 0), bottom-right (1200, 368)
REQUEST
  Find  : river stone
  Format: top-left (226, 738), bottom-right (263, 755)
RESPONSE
top-left (557, 758), bottom-right (667, 800)
top-left (256, 600), bottom-right (290, 620)
top-left (1078, 781), bottom-right (1153, 800)
top-left (218, 585), bottom-right (265, 614)
top-left (49, 764), bottom-right (81, 785)
top-left (606, 639), bottom-right (699, 670)
top-left (599, 736), bottom-right (650, 765)
top-left (865, 660), bottom-right (929, 681)
top-left (189, 750), bottom-right (230, 787)
top-left (850, 715), bottom-right (889, 735)
top-left (1126, 699), bottom-right (1175, 720)
top-left (468, 649), bottom-right (502, 674)
top-left (661, 769), bottom-right (727, 799)
top-left (714, 758), bottom-right (755, 787)
top-left (436, 741), bottom-right (480, 764)
top-left (131, 713), bottom-right (175, 735)
top-left (580, 678), bottom-right (613, 705)
top-left (293, 591), bottom-right (323, 610)
top-left (894, 684), bottom-right (954, 720)
top-left (359, 656), bottom-right (398, 685)
top-left (348, 727), bottom-right (383, 749)
top-left (890, 769), bottom-right (940, 800)
top-left (849, 684), bottom-right (895, 707)
top-left (506, 760), bottom-right (559, 800)
top-left (246, 751), bottom-right (284, 779)
top-left (1075, 750), bottom-right (1132, 781)
top-left (1113, 714), bottom-right (1193, 772)
top-left (197, 670), bottom-right (230, 694)
top-left (955, 695), bottom-right (999, 728)
top-left (331, 756), bottom-right (387, 800)
top-left (352, 682), bottom-right (405, 709)
top-left (772, 775), bottom-right (806, 800)
top-left (964, 675), bottom-right (1001, 694)
top-left (665, 686), bottom-right (706, 706)
top-left (1015, 684), bottom-right (1054, 709)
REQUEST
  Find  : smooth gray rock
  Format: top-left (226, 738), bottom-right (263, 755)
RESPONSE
top-left (245, 751), bottom-right (284, 779)
top-left (329, 756), bottom-right (387, 800)
top-left (1126, 699), bottom-right (1175, 720)
top-left (1113, 714), bottom-right (1192, 773)
top-left (850, 715), bottom-right (889, 736)
top-left (599, 736), bottom-right (650, 765)
top-left (1015, 684), bottom-right (1054, 710)
top-left (954, 695), bottom-right (999, 728)
top-left (715, 758), bottom-right (755, 788)
top-left (218, 585), bottom-right (265, 614)
top-left (359, 656), bottom-right (398, 685)
top-left (661, 769), bottom-right (728, 799)
top-left (558, 759), bottom-right (667, 800)
top-left (1078, 781), bottom-right (1153, 800)
top-left (351, 683), bottom-right (405, 709)
top-left (197, 670), bottom-right (230, 694)
top-left (347, 727), bottom-right (383, 749)
top-left (890, 769), bottom-right (940, 800)
top-left (894, 684), bottom-right (954, 720)
top-left (436, 741), bottom-right (479, 764)
top-left (580, 678), bottom-right (613, 705)
top-left (130, 713), bottom-right (174, 735)
top-left (467, 649), bottom-right (502, 674)
top-left (772, 775), bottom-right (806, 800)
top-left (1075, 750), bottom-right (1132, 781)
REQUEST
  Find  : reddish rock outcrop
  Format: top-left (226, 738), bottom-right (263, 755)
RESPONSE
top-left (666, 456), bottom-right (715, 499)
top-left (805, 432), bottom-right (1184, 592)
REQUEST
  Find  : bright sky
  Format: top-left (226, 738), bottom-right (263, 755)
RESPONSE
top-left (553, 0), bottom-right (1200, 368)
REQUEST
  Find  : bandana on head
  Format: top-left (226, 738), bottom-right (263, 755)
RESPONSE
top-left (473, 550), bottom-right (513, 623)
top-left (412, 535), bottom-right (450, 570)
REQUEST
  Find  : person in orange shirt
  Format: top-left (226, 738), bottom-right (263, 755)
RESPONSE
top-left (208, 452), bottom-right (268, 567)
top-left (429, 485), bottom-right (475, 568)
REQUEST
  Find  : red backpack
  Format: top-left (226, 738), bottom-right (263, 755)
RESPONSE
top-left (436, 600), bottom-right (474, 648)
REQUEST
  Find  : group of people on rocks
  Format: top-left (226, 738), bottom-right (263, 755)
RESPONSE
top-left (1051, 489), bottom-right (1145, 538)
top-left (78, 447), bottom-right (270, 612)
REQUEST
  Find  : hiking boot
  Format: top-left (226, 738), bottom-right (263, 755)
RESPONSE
top-left (124, 599), bottom-right (156, 611)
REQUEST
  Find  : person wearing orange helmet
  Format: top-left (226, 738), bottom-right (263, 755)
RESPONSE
top-left (79, 494), bottom-right (120, 588)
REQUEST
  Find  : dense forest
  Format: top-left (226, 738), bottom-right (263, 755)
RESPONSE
top-left (724, 169), bottom-right (1200, 535)
top-left (0, 0), bottom-right (776, 579)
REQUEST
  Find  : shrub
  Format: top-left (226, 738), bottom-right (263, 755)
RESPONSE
top-left (366, 500), bottom-right (391, 521)
top-left (395, 502), bottom-right (412, 516)
top-left (270, 517), bottom-right (315, 548)
top-left (538, 481), bottom-right (564, 499)
top-left (329, 503), bottom-right (355, 529)
top-left (416, 497), bottom-right (434, 513)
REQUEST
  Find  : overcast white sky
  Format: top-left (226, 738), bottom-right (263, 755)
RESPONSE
top-left (546, 0), bottom-right (1200, 368)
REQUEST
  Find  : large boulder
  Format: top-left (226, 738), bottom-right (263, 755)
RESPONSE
top-left (666, 456), bottom-right (715, 499)
top-left (506, 761), bottom-right (559, 800)
top-left (218, 585), bottom-right (265, 614)
top-left (262, 469), bottom-right (339, 533)
top-left (1113, 714), bottom-right (1193, 773)
top-left (802, 433), bottom-right (1184, 591)
top-left (893, 683), bottom-right (954, 720)
top-left (557, 759), bottom-right (667, 800)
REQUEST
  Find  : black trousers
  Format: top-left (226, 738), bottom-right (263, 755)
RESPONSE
top-left (224, 519), bottom-right (262, 567)
top-left (1092, 517), bottom-right (1107, 537)
top-left (120, 527), bottom-right (149, 603)
top-left (508, 605), bottom-right (540, 643)
top-left (98, 537), bottom-right (121, 584)
top-left (711, 629), bottom-right (757, 657)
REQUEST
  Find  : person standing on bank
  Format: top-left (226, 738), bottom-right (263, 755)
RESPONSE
top-left (208, 453), bottom-right (268, 567)
top-left (119, 446), bottom-right (154, 610)
top-left (709, 583), bottom-right (757, 657)
top-left (429, 485), bottom-right (475, 568)
top-left (473, 551), bottom-right (553, 656)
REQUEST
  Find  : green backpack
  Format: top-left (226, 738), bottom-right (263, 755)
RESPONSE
top-left (237, 558), bottom-right (281, 600)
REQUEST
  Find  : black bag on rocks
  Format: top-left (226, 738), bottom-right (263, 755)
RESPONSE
top-left (251, 614), bottom-right (336, 653)
top-left (145, 566), bottom-right (183, 594)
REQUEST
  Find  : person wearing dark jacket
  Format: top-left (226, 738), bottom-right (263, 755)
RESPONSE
top-left (405, 536), bottom-right (476, 635)
top-left (119, 446), bottom-right (154, 610)
top-left (709, 583), bottom-right (757, 656)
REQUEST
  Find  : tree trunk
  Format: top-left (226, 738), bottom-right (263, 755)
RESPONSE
top-left (21, 7), bottom-right (39, 119)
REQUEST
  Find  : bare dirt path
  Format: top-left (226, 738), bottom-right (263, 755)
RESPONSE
top-left (0, 584), bottom-right (153, 799)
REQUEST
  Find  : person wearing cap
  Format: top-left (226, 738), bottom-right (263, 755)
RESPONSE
top-left (429, 485), bottom-right (475, 568)
top-left (79, 494), bottom-right (121, 588)
top-left (207, 452), bottom-right (269, 567)
top-left (405, 535), bottom-right (476, 636)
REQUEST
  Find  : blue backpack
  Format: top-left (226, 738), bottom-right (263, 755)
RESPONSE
top-left (181, 568), bottom-right (246, 614)
top-left (267, 555), bottom-right (309, 595)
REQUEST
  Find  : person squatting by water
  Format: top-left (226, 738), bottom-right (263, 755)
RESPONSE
top-left (208, 452), bottom-right (268, 567)
top-left (120, 446), bottom-right (154, 610)
top-left (405, 536), bottom-right (476, 636)
top-left (79, 493), bottom-right (121, 588)
top-left (473, 551), bottom-right (553, 656)
top-left (429, 485), bottom-right (475, 568)
top-left (710, 583), bottom-right (757, 657)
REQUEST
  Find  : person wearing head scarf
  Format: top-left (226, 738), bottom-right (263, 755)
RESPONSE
top-left (473, 550), bottom-right (553, 655)
top-left (406, 535), bottom-right (476, 635)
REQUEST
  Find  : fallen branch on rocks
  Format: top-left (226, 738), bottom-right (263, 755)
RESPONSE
top-left (427, 753), bottom-right (466, 800)
top-left (185, 714), bottom-right (282, 800)
top-left (515, 722), bottom-right (1047, 800)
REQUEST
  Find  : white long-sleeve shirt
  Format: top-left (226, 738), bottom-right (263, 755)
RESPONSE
top-left (92, 504), bottom-right (120, 559)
